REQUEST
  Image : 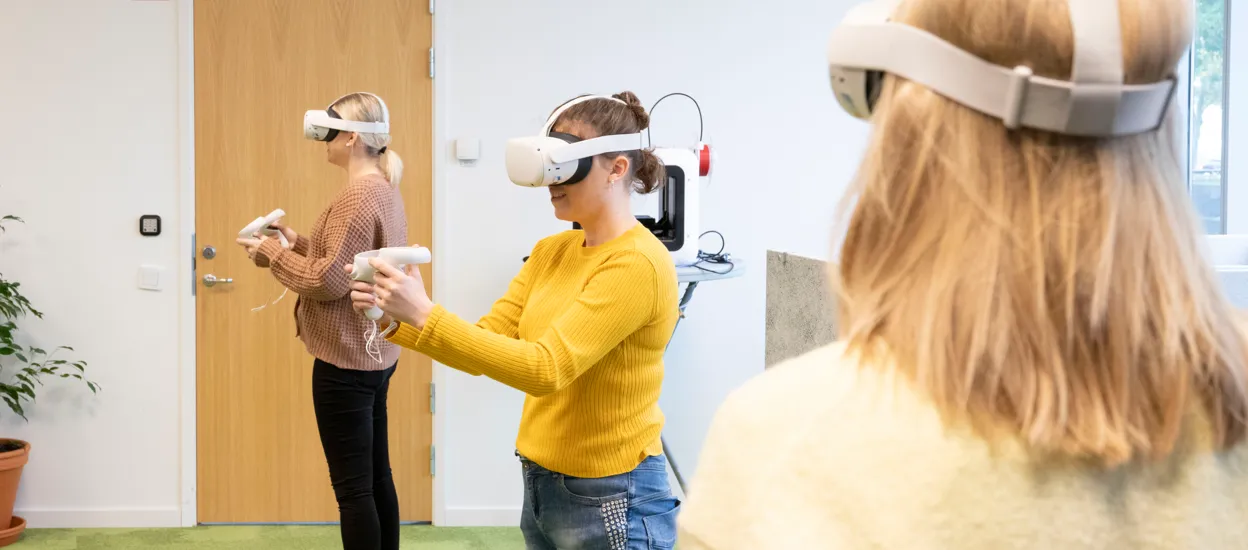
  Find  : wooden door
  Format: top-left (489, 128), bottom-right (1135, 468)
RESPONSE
top-left (195, 0), bottom-right (433, 523)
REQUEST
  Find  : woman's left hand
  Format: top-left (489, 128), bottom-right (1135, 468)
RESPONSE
top-left (237, 235), bottom-right (270, 267)
top-left (371, 259), bottom-right (435, 329)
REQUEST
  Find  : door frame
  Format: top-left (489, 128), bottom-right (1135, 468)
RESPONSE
top-left (174, 0), bottom-right (451, 527)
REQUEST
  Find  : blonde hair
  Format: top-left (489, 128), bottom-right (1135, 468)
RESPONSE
top-left (331, 92), bottom-right (404, 186)
top-left (836, 0), bottom-right (1248, 466)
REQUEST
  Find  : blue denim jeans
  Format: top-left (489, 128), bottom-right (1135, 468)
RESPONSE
top-left (518, 453), bottom-right (681, 550)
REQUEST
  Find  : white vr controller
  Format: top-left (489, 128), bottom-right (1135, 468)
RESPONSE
top-left (352, 246), bottom-right (432, 320)
top-left (239, 208), bottom-right (289, 248)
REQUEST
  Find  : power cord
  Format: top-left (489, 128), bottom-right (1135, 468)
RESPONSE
top-left (692, 230), bottom-right (734, 275)
top-left (251, 288), bottom-right (289, 312)
top-left (364, 320), bottom-right (385, 364)
top-left (648, 93), bottom-right (703, 147)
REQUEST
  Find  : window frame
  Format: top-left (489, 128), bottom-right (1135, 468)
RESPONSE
top-left (1189, 0), bottom-right (1248, 273)
top-left (1223, 0), bottom-right (1244, 234)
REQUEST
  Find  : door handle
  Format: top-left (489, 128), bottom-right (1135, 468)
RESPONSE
top-left (202, 274), bottom-right (233, 287)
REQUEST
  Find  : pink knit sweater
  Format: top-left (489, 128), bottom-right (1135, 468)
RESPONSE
top-left (253, 175), bottom-right (407, 371)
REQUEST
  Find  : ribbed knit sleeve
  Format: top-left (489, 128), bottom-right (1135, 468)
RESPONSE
top-left (474, 242), bottom-right (540, 338)
top-left (257, 181), bottom-right (388, 301)
top-left (394, 250), bottom-right (658, 397)
top-left (291, 233), bottom-right (311, 256)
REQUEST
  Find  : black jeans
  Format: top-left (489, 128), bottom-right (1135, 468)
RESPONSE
top-left (312, 359), bottom-right (400, 550)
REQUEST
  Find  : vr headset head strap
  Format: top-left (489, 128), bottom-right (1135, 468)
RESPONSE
top-left (320, 92), bottom-right (391, 135)
top-left (826, 0), bottom-right (1174, 137)
top-left (541, 95), bottom-right (627, 136)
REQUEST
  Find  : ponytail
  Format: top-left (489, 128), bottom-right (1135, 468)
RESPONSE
top-left (632, 149), bottom-right (666, 194)
top-left (380, 149), bottom-right (404, 187)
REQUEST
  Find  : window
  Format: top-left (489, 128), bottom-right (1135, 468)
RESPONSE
top-left (1189, 0), bottom-right (1228, 235)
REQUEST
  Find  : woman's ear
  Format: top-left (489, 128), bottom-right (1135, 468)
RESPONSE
top-left (611, 155), bottom-right (630, 182)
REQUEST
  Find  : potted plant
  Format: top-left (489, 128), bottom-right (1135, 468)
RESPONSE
top-left (0, 215), bottom-right (98, 547)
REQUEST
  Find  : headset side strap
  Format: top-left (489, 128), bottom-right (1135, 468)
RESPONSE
top-left (548, 133), bottom-right (645, 164)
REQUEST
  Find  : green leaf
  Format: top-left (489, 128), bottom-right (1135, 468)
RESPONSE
top-left (87, 382), bottom-right (99, 394)
top-left (0, 348), bottom-right (12, 356)
top-left (3, 398), bottom-right (26, 421)
top-left (13, 353), bottom-right (26, 363)
top-left (0, 386), bottom-right (20, 402)
top-left (28, 347), bottom-right (45, 356)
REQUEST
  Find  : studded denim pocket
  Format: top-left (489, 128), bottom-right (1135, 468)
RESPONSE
top-left (601, 496), bottom-right (630, 550)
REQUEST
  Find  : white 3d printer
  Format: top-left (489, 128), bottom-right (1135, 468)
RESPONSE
top-left (627, 144), bottom-right (711, 266)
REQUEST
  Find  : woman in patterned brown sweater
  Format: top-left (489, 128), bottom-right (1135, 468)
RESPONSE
top-left (237, 92), bottom-right (407, 550)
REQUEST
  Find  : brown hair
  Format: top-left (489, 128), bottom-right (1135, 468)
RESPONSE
top-left (551, 91), bottom-right (666, 194)
top-left (836, 0), bottom-right (1248, 467)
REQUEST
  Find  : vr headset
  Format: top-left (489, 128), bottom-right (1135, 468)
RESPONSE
top-left (304, 92), bottom-right (390, 142)
top-left (826, 0), bottom-right (1177, 137)
top-left (505, 95), bottom-right (646, 187)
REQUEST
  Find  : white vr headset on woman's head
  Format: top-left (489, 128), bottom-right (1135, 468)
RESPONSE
top-left (505, 95), bottom-right (645, 187)
top-left (304, 92), bottom-right (391, 142)
top-left (826, 0), bottom-right (1178, 137)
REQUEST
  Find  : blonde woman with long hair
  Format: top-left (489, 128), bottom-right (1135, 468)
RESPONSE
top-left (678, 0), bottom-right (1248, 548)
top-left (237, 92), bottom-right (407, 550)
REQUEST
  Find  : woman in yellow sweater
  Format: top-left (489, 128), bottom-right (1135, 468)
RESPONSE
top-left (678, 0), bottom-right (1248, 549)
top-left (349, 92), bottom-right (681, 550)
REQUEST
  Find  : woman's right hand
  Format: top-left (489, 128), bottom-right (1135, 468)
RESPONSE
top-left (271, 222), bottom-right (298, 249)
top-left (343, 265), bottom-right (395, 327)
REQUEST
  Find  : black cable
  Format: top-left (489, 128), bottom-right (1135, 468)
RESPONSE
top-left (692, 230), bottom-right (734, 275)
top-left (647, 93), bottom-right (704, 148)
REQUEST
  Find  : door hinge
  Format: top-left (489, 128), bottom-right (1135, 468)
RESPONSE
top-left (430, 445), bottom-right (436, 476)
top-left (429, 0), bottom-right (435, 15)
top-left (430, 383), bottom-right (436, 414)
top-left (191, 232), bottom-right (197, 297)
top-left (429, 48), bottom-right (436, 79)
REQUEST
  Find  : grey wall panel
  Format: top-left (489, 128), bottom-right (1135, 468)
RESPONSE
top-left (765, 251), bottom-right (838, 368)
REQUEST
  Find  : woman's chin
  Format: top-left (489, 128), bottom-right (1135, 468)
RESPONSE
top-left (552, 206), bottom-right (574, 222)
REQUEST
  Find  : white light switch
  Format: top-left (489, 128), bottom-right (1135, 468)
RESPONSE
top-left (138, 265), bottom-right (164, 291)
top-left (456, 138), bottom-right (481, 162)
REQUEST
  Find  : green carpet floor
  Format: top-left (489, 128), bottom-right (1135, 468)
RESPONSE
top-left (12, 526), bottom-right (525, 549)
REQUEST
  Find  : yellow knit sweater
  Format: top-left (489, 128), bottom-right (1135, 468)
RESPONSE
top-left (389, 223), bottom-right (679, 477)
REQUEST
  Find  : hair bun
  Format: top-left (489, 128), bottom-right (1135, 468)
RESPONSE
top-left (613, 91), bottom-right (650, 130)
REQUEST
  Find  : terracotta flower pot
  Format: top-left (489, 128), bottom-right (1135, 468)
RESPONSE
top-left (0, 441), bottom-right (29, 547)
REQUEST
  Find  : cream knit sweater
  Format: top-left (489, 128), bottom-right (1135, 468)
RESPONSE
top-left (678, 342), bottom-right (1248, 549)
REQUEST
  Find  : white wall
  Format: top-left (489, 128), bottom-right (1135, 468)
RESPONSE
top-left (4, 0), bottom-right (864, 528)
top-left (0, 0), bottom-right (183, 528)
top-left (434, 0), bottom-right (866, 525)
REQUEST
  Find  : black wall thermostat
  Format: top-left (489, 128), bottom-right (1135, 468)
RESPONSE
top-left (139, 215), bottom-right (162, 237)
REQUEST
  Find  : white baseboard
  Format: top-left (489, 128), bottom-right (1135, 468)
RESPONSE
top-left (17, 506), bottom-right (182, 529)
top-left (441, 506), bottom-right (521, 527)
